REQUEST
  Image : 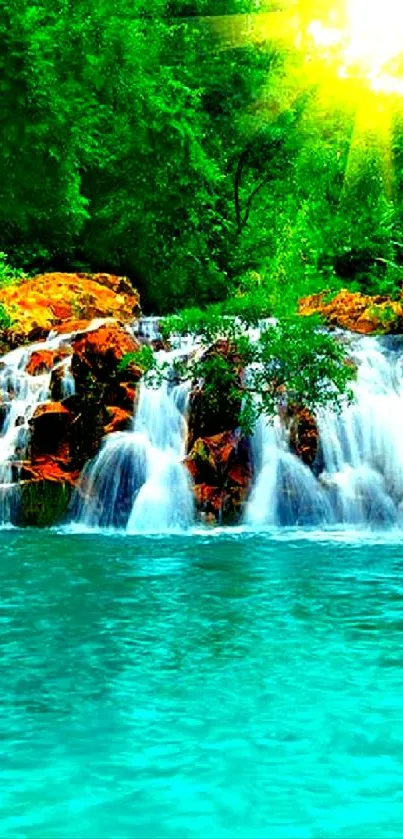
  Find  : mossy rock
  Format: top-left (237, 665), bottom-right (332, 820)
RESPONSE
top-left (16, 480), bottom-right (72, 527)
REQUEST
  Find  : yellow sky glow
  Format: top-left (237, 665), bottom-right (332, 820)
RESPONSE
top-left (309, 0), bottom-right (403, 95)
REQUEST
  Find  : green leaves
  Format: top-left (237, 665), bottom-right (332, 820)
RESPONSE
top-left (1, 0), bottom-right (402, 311)
top-left (141, 307), bottom-right (355, 435)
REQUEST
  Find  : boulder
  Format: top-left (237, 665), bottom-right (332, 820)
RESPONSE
top-left (0, 272), bottom-right (140, 347)
top-left (188, 339), bottom-right (244, 444)
top-left (20, 458), bottom-right (80, 486)
top-left (16, 479), bottom-right (72, 527)
top-left (186, 430), bottom-right (251, 525)
top-left (72, 323), bottom-right (142, 389)
top-left (193, 484), bottom-right (248, 525)
top-left (299, 289), bottom-right (403, 334)
top-left (30, 402), bottom-right (72, 456)
top-left (26, 347), bottom-right (71, 376)
top-left (104, 406), bottom-right (132, 435)
top-left (287, 406), bottom-right (319, 468)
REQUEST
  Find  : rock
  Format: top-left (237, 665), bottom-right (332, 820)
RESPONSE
top-left (193, 484), bottom-right (248, 525)
top-left (299, 289), bottom-right (403, 334)
top-left (116, 383), bottom-right (137, 411)
top-left (69, 398), bottom-right (108, 470)
top-left (104, 406), bottom-right (132, 435)
top-left (49, 366), bottom-right (68, 401)
top-left (30, 402), bottom-right (72, 456)
top-left (16, 479), bottom-right (72, 527)
top-left (72, 323), bottom-right (141, 388)
top-left (20, 458), bottom-right (80, 486)
top-left (50, 318), bottom-right (97, 336)
top-left (0, 272), bottom-right (141, 347)
top-left (188, 340), bottom-right (243, 444)
top-left (186, 430), bottom-right (251, 525)
top-left (26, 347), bottom-right (71, 376)
top-left (287, 406), bottom-right (319, 468)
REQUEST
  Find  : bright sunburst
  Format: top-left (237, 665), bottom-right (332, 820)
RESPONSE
top-left (309, 0), bottom-right (403, 95)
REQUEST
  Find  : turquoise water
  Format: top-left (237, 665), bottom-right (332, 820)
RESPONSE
top-left (1, 529), bottom-right (403, 838)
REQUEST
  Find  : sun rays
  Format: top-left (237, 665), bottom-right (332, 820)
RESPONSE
top-left (210, 0), bottom-right (403, 204)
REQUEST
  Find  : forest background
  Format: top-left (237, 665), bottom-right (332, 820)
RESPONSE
top-left (1, 0), bottom-right (401, 317)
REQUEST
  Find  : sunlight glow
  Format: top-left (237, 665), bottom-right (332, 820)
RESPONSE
top-left (310, 0), bottom-right (403, 95)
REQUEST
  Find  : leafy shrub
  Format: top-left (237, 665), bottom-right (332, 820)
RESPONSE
top-left (135, 309), bottom-right (356, 434)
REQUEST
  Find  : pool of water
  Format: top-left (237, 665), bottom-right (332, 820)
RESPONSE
top-left (1, 527), bottom-right (403, 838)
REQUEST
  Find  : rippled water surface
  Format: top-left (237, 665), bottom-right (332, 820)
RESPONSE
top-left (1, 528), bottom-right (403, 838)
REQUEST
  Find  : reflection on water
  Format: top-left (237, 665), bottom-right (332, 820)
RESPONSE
top-left (1, 529), bottom-right (403, 838)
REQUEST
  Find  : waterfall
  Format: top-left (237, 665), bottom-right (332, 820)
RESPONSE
top-left (245, 415), bottom-right (332, 527)
top-left (2, 318), bottom-right (403, 532)
top-left (0, 336), bottom-right (74, 524)
top-left (73, 342), bottom-right (195, 533)
top-left (246, 334), bottom-right (403, 529)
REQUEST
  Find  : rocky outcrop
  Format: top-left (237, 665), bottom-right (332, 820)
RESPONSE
top-left (31, 402), bottom-right (73, 456)
top-left (68, 322), bottom-right (141, 467)
top-left (26, 347), bottom-right (71, 376)
top-left (11, 320), bottom-right (143, 526)
top-left (104, 406), bottom-right (132, 435)
top-left (286, 406), bottom-right (319, 468)
top-left (0, 274), bottom-right (344, 528)
top-left (299, 289), bottom-right (403, 334)
top-left (188, 339), bottom-right (243, 445)
top-left (185, 431), bottom-right (251, 524)
top-left (186, 340), bottom-right (251, 524)
top-left (72, 322), bottom-right (141, 388)
top-left (1, 272), bottom-right (140, 348)
top-left (16, 479), bottom-right (73, 528)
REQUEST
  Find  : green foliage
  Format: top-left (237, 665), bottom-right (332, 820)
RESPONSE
top-left (1, 1), bottom-right (402, 311)
top-left (245, 318), bottom-right (355, 423)
top-left (0, 252), bottom-right (25, 287)
top-left (147, 310), bottom-right (355, 434)
top-left (366, 302), bottom-right (400, 332)
top-left (118, 346), bottom-right (156, 376)
top-left (0, 252), bottom-right (23, 329)
top-left (0, 305), bottom-right (12, 330)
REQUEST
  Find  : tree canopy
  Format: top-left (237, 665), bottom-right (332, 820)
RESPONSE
top-left (1, 0), bottom-right (403, 313)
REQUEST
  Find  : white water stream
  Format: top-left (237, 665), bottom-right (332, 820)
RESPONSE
top-left (0, 336), bottom-right (74, 524)
top-left (73, 344), bottom-right (195, 533)
top-left (247, 335), bottom-right (403, 528)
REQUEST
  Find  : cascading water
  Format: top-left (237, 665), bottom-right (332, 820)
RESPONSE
top-left (73, 339), bottom-right (195, 533)
top-left (246, 334), bottom-right (403, 529)
top-left (0, 335), bottom-right (74, 524)
top-left (317, 335), bottom-right (403, 526)
top-left (2, 316), bottom-right (403, 532)
top-left (245, 416), bottom-right (332, 527)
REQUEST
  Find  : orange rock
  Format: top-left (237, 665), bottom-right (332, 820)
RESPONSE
top-left (186, 431), bottom-right (250, 484)
top-left (194, 484), bottom-right (226, 514)
top-left (117, 383), bottom-right (137, 411)
top-left (30, 402), bottom-right (72, 456)
top-left (287, 405), bottom-right (319, 467)
top-left (22, 458), bottom-right (80, 486)
top-left (51, 318), bottom-right (96, 336)
top-left (193, 483), bottom-right (248, 524)
top-left (26, 347), bottom-right (71, 376)
top-left (299, 289), bottom-right (403, 334)
top-left (1, 272), bottom-right (140, 346)
top-left (104, 406), bottom-right (132, 435)
top-left (72, 323), bottom-right (141, 386)
top-left (186, 430), bottom-right (251, 524)
top-left (50, 302), bottom-right (73, 320)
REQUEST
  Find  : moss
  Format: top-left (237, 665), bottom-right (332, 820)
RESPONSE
top-left (17, 480), bottom-right (72, 527)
